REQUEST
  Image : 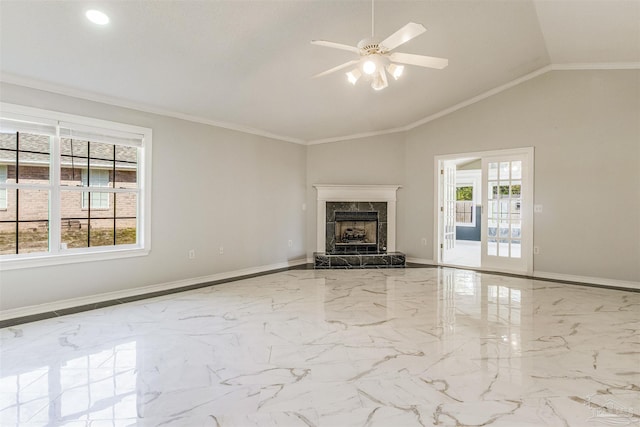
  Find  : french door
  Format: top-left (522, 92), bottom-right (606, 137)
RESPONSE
top-left (439, 161), bottom-right (456, 262)
top-left (481, 151), bottom-right (532, 274)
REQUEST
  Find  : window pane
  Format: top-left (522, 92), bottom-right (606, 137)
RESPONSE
top-left (10, 189), bottom-right (50, 254)
top-left (18, 221), bottom-right (49, 254)
top-left (89, 141), bottom-right (114, 161)
top-left (116, 219), bottom-right (137, 245)
top-left (17, 189), bottom-right (49, 221)
top-left (511, 240), bottom-right (522, 258)
top-left (511, 182), bottom-right (521, 197)
top-left (456, 186), bottom-right (473, 201)
top-left (488, 238), bottom-right (497, 256)
top-left (511, 200), bottom-right (521, 219)
top-left (115, 145), bottom-right (137, 162)
top-left (61, 138), bottom-right (88, 158)
top-left (89, 218), bottom-right (115, 247)
top-left (511, 161), bottom-right (522, 180)
top-left (18, 133), bottom-right (51, 184)
top-left (1, 133), bottom-right (50, 185)
top-left (488, 162), bottom-right (498, 180)
top-left (0, 132), bottom-right (17, 150)
top-left (0, 165), bottom-right (7, 209)
top-left (61, 190), bottom-right (88, 249)
top-left (115, 163), bottom-right (137, 188)
top-left (18, 153), bottom-right (50, 184)
top-left (0, 222), bottom-right (16, 254)
top-left (61, 190), bottom-right (137, 248)
top-left (498, 239), bottom-right (510, 257)
top-left (488, 219), bottom-right (497, 237)
top-left (499, 184), bottom-right (510, 199)
top-left (499, 220), bottom-right (510, 238)
top-left (489, 183), bottom-right (497, 200)
top-left (499, 162), bottom-right (510, 179)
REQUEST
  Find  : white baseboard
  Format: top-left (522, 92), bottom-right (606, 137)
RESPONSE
top-left (0, 258), bottom-right (308, 322)
top-left (406, 258), bottom-right (639, 291)
top-left (533, 271), bottom-right (640, 291)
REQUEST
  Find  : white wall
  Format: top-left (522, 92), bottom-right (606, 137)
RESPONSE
top-left (403, 69), bottom-right (640, 282)
top-left (2, 68), bottom-right (638, 313)
top-left (0, 83), bottom-right (307, 311)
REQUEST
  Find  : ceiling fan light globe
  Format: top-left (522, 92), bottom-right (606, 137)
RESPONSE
top-left (86, 9), bottom-right (109, 25)
top-left (371, 72), bottom-right (387, 91)
top-left (362, 60), bottom-right (377, 75)
top-left (388, 64), bottom-right (404, 80)
top-left (346, 69), bottom-right (361, 85)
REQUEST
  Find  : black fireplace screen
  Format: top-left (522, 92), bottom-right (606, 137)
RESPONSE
top-left (334, 211), bottom-right (378, 251)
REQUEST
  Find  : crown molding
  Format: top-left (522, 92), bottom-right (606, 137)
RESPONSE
top-left (306, 126), bottom-right (407, 146)
top-left (399, 65), bottom-right (554, 134)
top-left (305, 65), bottom-right (553, 145)
top-left (3, 62), bottom-right (637, 147)
top-left (551, 62), bottom-right (640, 70)
top-left (0, 73), bottom-right (306, 145)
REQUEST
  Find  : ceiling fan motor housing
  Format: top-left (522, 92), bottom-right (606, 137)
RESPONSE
top-left (357, 38), bottom-right (387, 55)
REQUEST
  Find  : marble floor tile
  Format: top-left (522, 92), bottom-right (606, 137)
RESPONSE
top-left (1, 267), bottom-right (639, 426)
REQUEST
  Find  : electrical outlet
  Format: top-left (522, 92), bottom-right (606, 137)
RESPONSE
top-left (533, 246), bottom-right (540, 255)
top-left (288, 240), bottom-right (293, 248)
top-left (219, 246), bottom-right (224, 255)
top-left (188, 249), bottom-right (196, 259)
top-left (421, 238), bottom-right (427, 246)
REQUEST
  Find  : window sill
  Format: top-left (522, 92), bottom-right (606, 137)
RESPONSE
top-left (0, 246), bottom-right (149, 270)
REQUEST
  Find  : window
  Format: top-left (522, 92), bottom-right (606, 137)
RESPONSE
top-left (456, 184), bottom-right (475, 227)
top-left (0, 103), bottom-right (151, 269)
top-left (456, 185), bottom-right (474, 224)
top-left (455, 169), bottom-right (481, 228)
top-left (81, 169), bottom-right (110, 209)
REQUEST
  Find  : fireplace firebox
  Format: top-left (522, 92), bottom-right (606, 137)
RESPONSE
top-left (334, 211), bottom-right (378, 254)
top-left (325, 202), bottom-right (387, 255)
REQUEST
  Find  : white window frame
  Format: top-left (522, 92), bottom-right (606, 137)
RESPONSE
top-left (0, 103), bottom-right (152, 270)
top-left (0, 164), bottom-right (7, 209)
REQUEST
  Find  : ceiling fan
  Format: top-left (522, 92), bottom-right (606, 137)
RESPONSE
top-left (311, 0), bottom-right (448, 91)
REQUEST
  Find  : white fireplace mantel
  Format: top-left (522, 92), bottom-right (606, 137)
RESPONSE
top-left (313, 184), bottom-right (401, 253)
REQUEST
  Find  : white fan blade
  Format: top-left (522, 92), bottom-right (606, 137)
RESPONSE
top-left (379, 22), bottom-right (426, 52)
top-left (313, 60), bottom-right (359, 78)
top-left (389, 52), bottom-right (448, 69)
top-left (311, 40), bottom-right (360, 54)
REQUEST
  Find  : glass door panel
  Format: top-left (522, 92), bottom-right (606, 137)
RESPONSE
top-left (481, 156), bottom-right (530, 273)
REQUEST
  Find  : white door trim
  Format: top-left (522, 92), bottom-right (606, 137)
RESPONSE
top-left (434, 147), bottom-right (535, 274)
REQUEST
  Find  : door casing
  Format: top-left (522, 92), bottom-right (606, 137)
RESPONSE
top-left (434, 147), bottom-right (534, 275)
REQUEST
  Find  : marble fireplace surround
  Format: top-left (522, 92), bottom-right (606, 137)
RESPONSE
top-left (313, 185), bottom-right (401, 254)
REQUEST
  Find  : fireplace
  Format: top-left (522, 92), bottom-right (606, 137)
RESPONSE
top-left (313, 185), bottom-right (405, 268)
top-left (334, 211), bottom-right (378, 254)
top-left (325, 201), bottom-right (387, 255)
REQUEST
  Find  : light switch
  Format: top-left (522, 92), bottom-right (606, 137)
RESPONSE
top-left (534, 205), bottom-right (543, 213)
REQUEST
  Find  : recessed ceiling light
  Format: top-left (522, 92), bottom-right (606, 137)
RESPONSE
top-left (86, 10), bottom-right (109, 25)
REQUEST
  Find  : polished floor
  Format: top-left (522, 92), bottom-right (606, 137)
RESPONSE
top-left (1, 268), bottom-right (639, 426)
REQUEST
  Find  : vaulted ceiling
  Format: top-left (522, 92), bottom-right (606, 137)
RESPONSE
top-left (1, 1), bottom-right (638, 144)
